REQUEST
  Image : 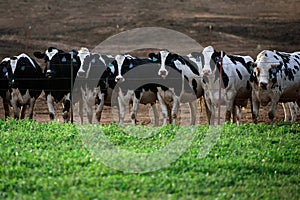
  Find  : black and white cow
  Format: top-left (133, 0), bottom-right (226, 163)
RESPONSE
top-left (148, 50), bottom-right (203, 125)
top-left (34, 47), bottom-right (81, 122)
top-left (107, 54), bottom-right (166, 125)
top-left (201, 46), bottom-right (254, 125)
top-left (3, 54), bottom-right (43, 119)
top-left (249, 50), bottom-right (300, 124)
top-left (0, 58), bottom-right (11, 119)
top-left (76, 47), bottom-right (115, 123)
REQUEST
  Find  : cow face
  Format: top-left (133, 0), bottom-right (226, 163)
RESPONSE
top-left (201, 46), bottom-right (219, 76)
top-left (110, 54), bottom-right (134, 83)
top-left (77, 47), bottom-right (91, 78)
top-left (250, 51), bottom-right (283, 90)
top-left (149, 50), bottom-right (178, 78)
top-left (251, 62), bottom-right (282, 90)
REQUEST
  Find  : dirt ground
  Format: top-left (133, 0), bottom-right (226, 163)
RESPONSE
top-left (0, 0), bottom-right (299, 124)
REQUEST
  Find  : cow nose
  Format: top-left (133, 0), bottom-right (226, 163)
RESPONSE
top-left (260, 82), bottom-right (268, 90)
top-left (9, 79), bottom-right (16, 88)
top-left (115, 75), bottom-right (125, 82)
top-left (158, 69), bottom-right (168, 77)
top-left (46, 70), bottom-right (53, 78)
top-left (202, 69), bottom-right (212, 76)
top-left (77, 70), bottom-right (86, 78)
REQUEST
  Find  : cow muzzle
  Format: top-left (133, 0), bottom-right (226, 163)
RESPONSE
top-left (158, 69), bottom-right (168, 78)
top-left (9, 79), bottom-right (17, 88)
top-left (46, 70), bottom-right (54, 79)
top-left (259, 82), bottom-right (268, 90)
top-left (115, 75), bottom-right (125, 83)
top-left (77, 70), bottom-right (86, 78)
top-left (202, 69), bottom-right (212, 76)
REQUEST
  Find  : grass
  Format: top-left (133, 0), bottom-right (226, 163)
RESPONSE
top-left (0, 119), bottom-right (299, 199)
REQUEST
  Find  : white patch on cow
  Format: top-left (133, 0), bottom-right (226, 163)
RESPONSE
top-left (77, 47), bottom-right (91, 75)
top-left (187, 53), bottom-right (203, 74)
top-left (158, 50), bottom-right (170, 78)
top-left (115, 54), bottom-right (126, 82)
top-left (45, 48), bottom-right (59, 61)
top-left (202, 46), bottom-right (215, 76)
top-left (18, 53), bottom-right (37, 69)
top-left (10, 57), bottom-right (18, 74)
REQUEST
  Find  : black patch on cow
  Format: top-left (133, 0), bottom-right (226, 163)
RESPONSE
top-left (279, 85), bottom-right (282, 92)
top-left (284, 68), bottom-right (294, 81)
top-left (236, 69), bottom-right (242, 80)
top-left (293, 69), bottom-right (296, 74)
top-left (192, 78), bottom-right (197, 95)
top-left (294, 65), bottom-right (299, 71)
top-left (246, 81), bottom-right (251, 90)
top-left (273, 55), bottom-right (279, 60)
top-left (265, 53), bottom-right (268, 57)
top-left (295, 55), bottom-right (300, 59)
top-left (176, 55), bottom-right (200, 76)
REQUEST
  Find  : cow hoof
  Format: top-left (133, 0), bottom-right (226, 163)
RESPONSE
top-left (49, 113), bottom-right (55, 120)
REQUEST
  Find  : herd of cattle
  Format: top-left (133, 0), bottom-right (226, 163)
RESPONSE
top-left (0, 46), bottom-right (299, 125)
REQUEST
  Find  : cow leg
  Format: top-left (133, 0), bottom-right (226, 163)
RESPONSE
top-left (20, 104), bottom-right (27, 119)
top-left (188, 100), bottom-right (196, 125)
top-left (85, 91), bottom-right (95, 124)
top-left (289, 102), bottom-right (298, 122)
top-left (251, 91), bottom-right (260, 124)
top-left (151, 102), bottom-right (159, 126)
top-left (95, 93), bottom-right (105, 123)
top-left (235, 105), bottom-right (242, 126)
top-left (62, 94), bottom-right (71, 123)
top-left (78, 100), bottom-right (84, 124)
top-left (118, 96), bottom-right (126, 125)
top-left (131, 95), bottom-right (140, 125)
top-left (27, 97), bottom-right (36, 119)
top-left (203, 97), bottom-right (211, 125)
top-left (47, 94), bottom-right (55, 120)
top-left (10, 93), bottom-right (20, 119)
top-left (171, 95), bottom-right (180, 125)
top-left (3, 91), bottom-right (10, 119)
top-left (157, 92), bottom-right (168, 125)
top-left (268, 101), bottom-right (278, 125)
top-left (232, 106), bottom-right (237, 123)
top-left (282, 103), bottom-right (290, 122)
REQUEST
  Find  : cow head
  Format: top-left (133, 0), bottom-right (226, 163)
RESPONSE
top-left (76, 47), bottom-right (91, 78)
top-left (109, 54), bottom-right (135, 83)
top-left (148, 50), bottom-right (178, 78)
top-left (250, 51), bottom-right (282, 90)
top-left (201, 46), bottom-right (220, 76)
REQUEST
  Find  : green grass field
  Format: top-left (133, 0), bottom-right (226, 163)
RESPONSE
top-left (0, 119), bottom-right (299, 199)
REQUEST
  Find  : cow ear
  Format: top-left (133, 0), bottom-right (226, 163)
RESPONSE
top-left (149, 53), bottom-right (158, 62)
top-left (34, 52), bottom-right (45, 59)
top-left (248, 62), bottom-right (257, 72)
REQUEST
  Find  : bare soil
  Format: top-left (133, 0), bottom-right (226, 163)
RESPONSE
top-left (0, 0), bottom-right (299, 124)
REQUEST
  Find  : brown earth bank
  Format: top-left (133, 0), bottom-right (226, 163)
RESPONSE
top-left (0, 0), bottom-right (299, 124)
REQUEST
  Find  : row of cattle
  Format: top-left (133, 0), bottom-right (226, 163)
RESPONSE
top-left (0, 46), bottom-right (299, 125)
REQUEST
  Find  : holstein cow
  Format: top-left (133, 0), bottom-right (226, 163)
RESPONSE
top-left (201, 46), bottom-right (254, 125)
top-left (34, 47), bottom-right (81, 122)
top-left (0, 58), bottom-right (11, 119)
top-left (149, 50), bottom-right (203, 125)
top-left (108, 54), bottom-right (167, 126)
top-left (250, 50), bottom-right (300, 124)
top-left (4, 54), bottom-right (43, 119)
top-left (76, 47), bottom-right (115, 123)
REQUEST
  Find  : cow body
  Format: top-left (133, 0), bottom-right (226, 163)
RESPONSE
top-left (201, 46), bottom-right (254, 125)
top-left (4, 54), bottom-right (43, 119)
top-left (149, 50), bottom-right (203, 125)
top-left (250, 50), bottom-right (300, 123)
top-left (34, 47), bottom-right (81, 122)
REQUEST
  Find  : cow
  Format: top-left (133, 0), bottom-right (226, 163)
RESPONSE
top-left (201, 46), bottom-right (254, 125)
top-left (148, 50), bottom-right (204, 125)
top-left (107, 54), bottom-right (170, 126)
top-left (249, 50), bottom-right (300, 124)
top-left (0, 58), bottom-right (11, 119)
top-left (34, 47), bottom-right (81, 122)
top-left (76, 47), bottom-right (115, 123)
top-left (3, 54), bottom-right (43, 119)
